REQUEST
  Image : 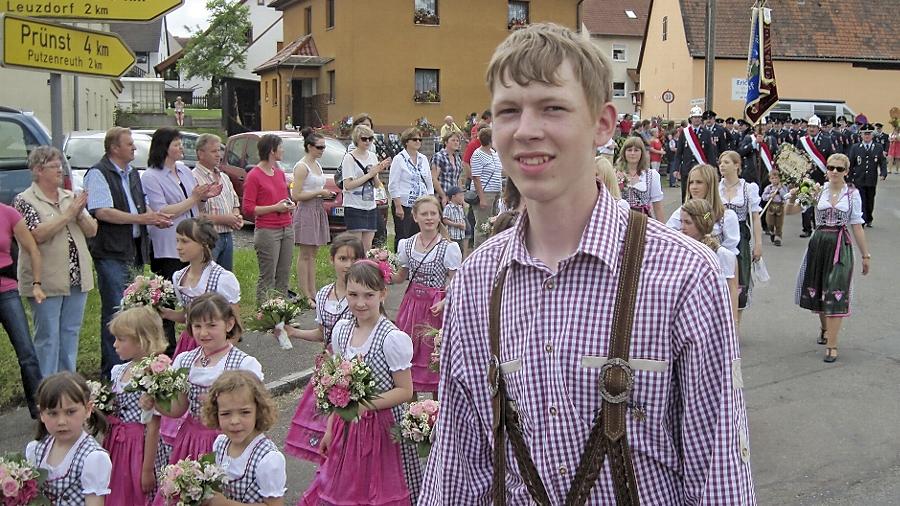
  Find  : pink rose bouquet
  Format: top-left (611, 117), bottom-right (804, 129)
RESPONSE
top-left (121, 274), bottom-right (177, 310)
top-left (392, 399), bottom-right (439, 458)
top-left (312, 354), bottom-right (378, 422)
top-left (0, 453), bottom-right (47, 505)
top-left (366, 248), bottom-right (400, 283)
top-left (246, 296), bottom-right (309, 350)
top-left (124, 354), bottom-right (189, 412)
top-left (158, 453), bottom-right (225, 506)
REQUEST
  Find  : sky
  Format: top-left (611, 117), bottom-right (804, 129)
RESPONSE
top-left (166, 0), bottom-right (211, 38)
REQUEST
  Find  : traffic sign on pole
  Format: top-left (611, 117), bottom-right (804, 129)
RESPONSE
top-left (1, 0), bottom-right (183, 22)
top-left (0, 14), bottom-right (135, 77)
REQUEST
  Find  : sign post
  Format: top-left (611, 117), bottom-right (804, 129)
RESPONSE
top-left (1, 0), bottom-right (183, 22)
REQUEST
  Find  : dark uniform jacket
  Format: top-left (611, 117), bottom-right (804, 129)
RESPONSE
top-left (737, 135), bottom-right (764, 184)
top-left (796, 133), bottom-right (834, 185)
top-left (848, 142), bottom-right (888, 187)
top-left (674, 125), bottom-right (718, 175)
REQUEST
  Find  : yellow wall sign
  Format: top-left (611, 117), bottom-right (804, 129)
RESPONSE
top-left (0, 14), bottom-right (134, 77)
top-left (1, 0), bottom-right (183, 22)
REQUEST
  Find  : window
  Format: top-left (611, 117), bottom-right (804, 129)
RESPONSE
top-left (613, 82), bottom-right (626, 98)
top-left (662, 16), bottom-right (668, 41)
top-left (304, 7), bottom-right (312, 35)
top-left (264, 80), bottom-right (269, 103)
top-left (164, 67), bottom-right (178, 80)
top-left (227, 138), bottom-right (246, 168)
top-left (327, 70), bottom-right (336, 103)
top-left (508, 1), bottom-right (529, 30)
top-left (244, 26), bottom-right (253, 45)
top-left (414, 68), bottom-right (440, 103)
top-left (625, 10), bottom-right (637, 19)
top-left (612, 44), bottom-right (627, 62)
top-left (326, 0), bottom-right (335, 28)
top-left (414, 0), bottom-right (439, 25)
top-left (135, 52), bottom-right (148, 64)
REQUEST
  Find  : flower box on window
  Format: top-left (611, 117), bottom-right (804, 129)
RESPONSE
top-left (414, 8), bottom-right (439, 25)
top-left (508, 17), bottom-right (529, 30)
top-left (413, 90), bottom-right (441, 103)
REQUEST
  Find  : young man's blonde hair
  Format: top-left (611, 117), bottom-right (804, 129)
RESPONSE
top-left (108, 306), bottom-right (167, 356)
top-left (485, 23), bottom-right (612, 115)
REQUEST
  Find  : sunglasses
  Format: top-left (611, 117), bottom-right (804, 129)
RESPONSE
top-left (313, 144), bottom-right (327, 150)
top-left (409, 138), bottom-right (422, 142)
top-left (359, 136), bottom-right (374, 142)
top-left (826, 165), bottom-right (847, 173)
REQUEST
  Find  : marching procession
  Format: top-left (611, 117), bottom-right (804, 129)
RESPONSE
top-left (1, 14), bottom-right (899, 506)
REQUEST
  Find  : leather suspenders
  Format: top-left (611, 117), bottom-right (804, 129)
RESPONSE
top-left (489, 211), bottom-right (648, 505)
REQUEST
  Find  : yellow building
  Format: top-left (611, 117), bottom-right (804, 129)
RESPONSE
top-left (256, 0), bottom-right (582, 133)
top-left (637, 0), bottom-right (900, 125)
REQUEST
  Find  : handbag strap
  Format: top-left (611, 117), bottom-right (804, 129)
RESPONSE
top-left (489, 211), bottom-right (647, 506)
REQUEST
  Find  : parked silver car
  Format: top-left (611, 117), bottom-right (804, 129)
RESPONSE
top-left (64, 130), bottom-right (152, 191)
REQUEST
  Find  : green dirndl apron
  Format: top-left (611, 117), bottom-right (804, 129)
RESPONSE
top-left (797, 226), bottom-right (853, 316)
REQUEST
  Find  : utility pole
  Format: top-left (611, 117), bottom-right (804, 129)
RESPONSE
top-left (705, 0), bottom-right (716, 111)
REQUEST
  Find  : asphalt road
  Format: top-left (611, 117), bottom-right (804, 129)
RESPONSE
top-left (2, 178), bottom-right (900, 504)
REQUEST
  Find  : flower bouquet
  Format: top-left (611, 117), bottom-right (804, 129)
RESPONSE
top-left (478, 221), bottom-right (493, 236)
top-left (615, 170), bottom-right (627, 191)
top-left (391, 399), bottom-right (439, 459)
top-left (427, 328), bottom-right (442, 373)
top-left (158, 453), bottom-right (226, 506)
top-left (124, 354), bottom-right (188, 413)
top-left (120, 274), bottom-right (177, 310)
top-left (794, 178), bottom-right (822, 208)
top-left (366, 248), bottom-right (400, 283)
top-left (247, 297), bottom-right (308, 350)
top-left (0, 453), bottom-right (47, 505)
top-left (312, 354), bottom-right (379, 422)
top-left (86, 380), bottom-right (116, 416)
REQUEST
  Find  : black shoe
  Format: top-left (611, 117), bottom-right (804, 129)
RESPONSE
top-left (817, 328), bottom-right (827, 345)
top-left (799, 231), bottom-right (812, 238)
top-left (865, 223), bottom-right (873, 228)
top-left (824, 348), bottom-right (838, 363)
top-left (774, 237), bottom-right (782, 246)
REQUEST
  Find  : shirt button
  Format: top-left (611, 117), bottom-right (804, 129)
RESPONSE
top-left (544, 279), bottom-right (555, 290)
top-left (549, 406), bottom-right (558, 416)
top-left (545, 343), bottom-right (553, 353)
top-left (559, 466), bottom-right (568, 476)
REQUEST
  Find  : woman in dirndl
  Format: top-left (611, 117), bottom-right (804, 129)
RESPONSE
top-left (292, 128), bottom-right (334, 308)
top-left (718, 150), bottom-right (763, 330)
top-left (391, 195), bottom-right (461, 394)
top-left (616, 136), bottom-right (664, 220)
top-left (787, 153), bottom-right (871, 363)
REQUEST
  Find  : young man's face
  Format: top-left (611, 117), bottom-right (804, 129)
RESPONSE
top-left (491, 61), bottom-right (614, 206)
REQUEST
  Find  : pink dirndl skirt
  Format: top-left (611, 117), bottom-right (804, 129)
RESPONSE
top-left (152, 415), bottom-right (220, 506)
top-left (394, 283), bottom-right (444, 393)
top-left (173, 329), bottom-right (197, 357)
top-left (299, 410), bottom-right (410, 506)
top-left (160, 330), bottom-right (195, 445)
top-left (103, 417), bottom-right (152, 506)
top-left (283, 381), bottom-right (326, 464)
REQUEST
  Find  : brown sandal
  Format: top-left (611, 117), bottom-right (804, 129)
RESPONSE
top-left (824, 347), bottom-right (838, 363)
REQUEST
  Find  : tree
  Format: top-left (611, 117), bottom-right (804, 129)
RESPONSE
top-left (177, 0), bottom-right (251, 97)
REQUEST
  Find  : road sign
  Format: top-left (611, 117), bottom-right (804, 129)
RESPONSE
top-left (662, 90), bottom-right (675, 104)
top-left (1, 0), bottom-right (183, 22)
top-left (690, 97), bottom-right (705, 107)
top-left (0, 14), bottom-right (135, 77)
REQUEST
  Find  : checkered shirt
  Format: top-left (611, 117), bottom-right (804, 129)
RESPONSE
top-left (333, 316), bottom-right (424, 503)
top-left (215, 435), bottom-right (280, 502)
top-left (112, 363), bottom-right (143, 424)
top-left (419, 188), bottom-right (756, 505)
top-left (185, 347), bottom-right (250, 416)
top-left (432, 149), bottom-right (463, 194)
top-left (404, 237), bottom-right (451, 288)
top-left (443, 203), bottom-right (466, 241)
top-left (314, 283), bottom-right (350, 347)
top-left (36, 435), bottom-right (107, 506)
top-left (193, 163), bottom-right (240, 234)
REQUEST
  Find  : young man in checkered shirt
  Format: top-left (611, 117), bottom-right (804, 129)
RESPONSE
top-left (442, 186), bottom-right (468, 256)
top-left (419, 23), bottom-right (756, 505)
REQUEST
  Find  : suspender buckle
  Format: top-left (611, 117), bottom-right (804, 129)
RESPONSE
top-left (598, 358), bottom-right (634, 404)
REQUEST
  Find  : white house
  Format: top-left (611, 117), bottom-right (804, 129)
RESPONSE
top-left (110, 19), bottom-right (171, 112)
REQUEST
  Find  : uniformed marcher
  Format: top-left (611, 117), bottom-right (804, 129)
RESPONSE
top-left (737, 126), bottom-right (767, 184)
top-left (874, 123), bottom-right (890, 156)
top-left (796, 115), bottom-right (833, 237)
top-left (848, 124), bottom-right (888, 227)
top-left (766, 118), bottom-right (782, 151)
top-left (705, 110), bottom-right (729, 154)
top-left (675, 107), bottom-right (719, 202)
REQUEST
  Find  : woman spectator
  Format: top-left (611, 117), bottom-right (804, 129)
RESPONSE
top-left (174, 96), bottom-right (186, 127)
top-left (291, 129), bottom-right (334, 307)
top-left (648, 128), bottom-right (665, 176)
top-left (469, 127), bottom-right (503, 247)
top-left (142, 127), bottom-right (219, 352)
top-left (431, 131), bottom-right (464, 206)
top-left (342, 124), bottom-right (389, 251)
top-left (346, 113), bottom-right (376, 153)
top-left (388, 127), bottom-right (434, 250)
top-left (616, 136), bottom-right (664, 220)
top-left (0, 185), bottom-right (44, 418)
top-left (786, 153), bottom-right (871, 363)
top-left (243, 134), bottom-right (295, 303)
top-left (13, 146), bottom-right (96, 378)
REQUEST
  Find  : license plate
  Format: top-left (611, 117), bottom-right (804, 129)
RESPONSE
top-left (333, 207), bottom-right (344, 217)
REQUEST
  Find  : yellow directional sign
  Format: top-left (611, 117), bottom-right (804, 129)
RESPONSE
top-left (0, 14), bottom-right (135, 77)
top-left (1, 0), bottom-right (183, 23)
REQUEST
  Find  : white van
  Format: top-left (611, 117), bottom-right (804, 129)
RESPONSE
top-left (767, 99), bottom-right (856, 123)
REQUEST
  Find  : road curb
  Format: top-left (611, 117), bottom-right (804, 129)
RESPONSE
top-left (266, 367), bottom-right (314, 397)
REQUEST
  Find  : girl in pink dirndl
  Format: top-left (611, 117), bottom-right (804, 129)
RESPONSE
top-left (392, 196), bottom-right (461, 393)
top-left (150, 293), bottom-right (262, 506)
top-left (283, 234), bottom-right (364, 464)
top-left (301, 261), bottom-right (421, 506)
top-left (157, 219), bottom-right (241, 468)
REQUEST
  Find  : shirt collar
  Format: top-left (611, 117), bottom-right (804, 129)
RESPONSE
top-left (196, 162), bottom-right (219, 177)
top-left (505, 184), bottom-right (620, 273)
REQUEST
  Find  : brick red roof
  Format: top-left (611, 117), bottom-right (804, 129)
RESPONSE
top-left (678, 0), bottom-right (900, 62)
top-left (582, 0), bottom-right (651, 37)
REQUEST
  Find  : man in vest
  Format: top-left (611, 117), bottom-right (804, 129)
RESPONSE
top-left (674, 107), bottom-right (718, 202)
top-left (796, 115), bottom-right (833, 237)
top-left (848, 124), bottom-right (888, 227)
top-left (84, 127), bottom-right (174, 379)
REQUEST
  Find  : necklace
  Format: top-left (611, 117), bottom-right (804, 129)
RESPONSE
top-left (418, 233), bottom-right (440, 251)
top-left (724, 179), bottom-right (741, 189)
top-left (199, 344), bottom-right (231, 367)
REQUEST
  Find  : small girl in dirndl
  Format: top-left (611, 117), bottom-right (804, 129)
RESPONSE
top-left (786, 153), bottom-right (872, 363)
top-left (616, 136), bottom-right (665, 220)
top-left (391, 195), bottom-right (461, 394)
top-left (282, 234), bottom-right (364, 464)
